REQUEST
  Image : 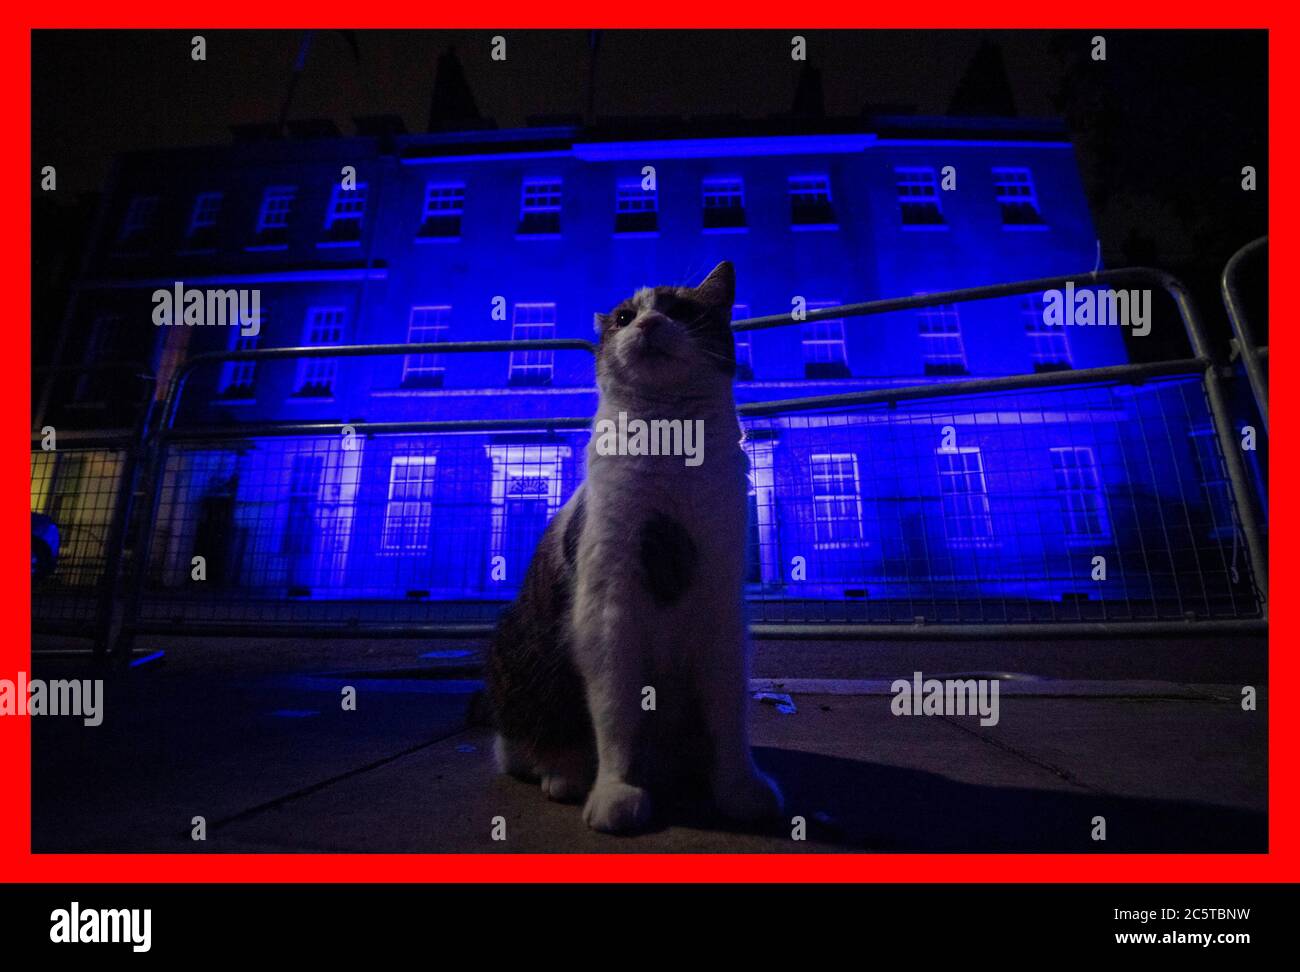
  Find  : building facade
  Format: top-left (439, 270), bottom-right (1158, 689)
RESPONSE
top-left (34, 115), bottom-right (1250, 619)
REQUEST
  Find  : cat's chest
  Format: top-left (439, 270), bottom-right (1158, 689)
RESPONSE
top-left (586, 448), bottom-right (745, 509)
top-left (581, 452), bottom-right (745, 608)
top-left (583, 399), bottom-right (747, 553)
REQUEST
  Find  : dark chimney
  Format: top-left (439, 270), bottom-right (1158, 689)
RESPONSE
top-left (948, 39), bottom-right (1018, 117)
top-left (428, 47), bottom-right (485, 132)
top-left (791, 62), bottom-right (826, 118)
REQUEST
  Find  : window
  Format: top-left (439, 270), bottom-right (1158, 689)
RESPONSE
top-left (1050, 447), bottom-right (1108, 540)
top-left (703, 178), bottom-right (747, 230)
top-left (809, 454), bottom-right (865, 547)
top-left (732, 304), bottom-right (753, 381)
top-left (917, 301), bottom-right (967, 375)
top-left (47, 454), bottom-right (86, 528)
top-left (382, 456), bottom-right (437, 552)
top-left (802, 301), bottom-right (849, 379)
top-left (116, 195), bottom-right (159, 248)
top-left (518, 179), bottom-right (562, 236)
top-left (281, 454), bottom-right (325, 561)
top-left (484, 446), bottom-right (570, 567)
top-left (294, 307), bottom-right (345, 397)
top-left (253, 186), bottom-right (296, 247)
top-left (75, 313), bottom-right (123, 401)
top-left (992, 167), bottom-right (1043, 226)
top-left (508, 303), bottom-right (557, 386)
top-left (321, 183), bottom-right (367, 244)
top-left (615, 181), bottom-right (658, 234)
top-left (184, 192), bottom-right (223, 248)
top-left (419, 182), bottom-right (465, 239)
top-left (403, 306), bottom-right (452, 388)
top-left (219, 308), bottom-right (264, 399)
top-left (895, 167), bottom-right (944, 226)
top-left (937, 447), bottom-right (994, 542)
top-left (789, 175), bottom-right (836, 227)
top-left (1022, 295), bottom-right (1071, 371)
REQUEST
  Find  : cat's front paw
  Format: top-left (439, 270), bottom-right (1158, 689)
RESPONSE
top-left (583, 779), bottom-right (653, 834)
top-left (714, 768), bottom-right (784, 823)
top-left (541, 771), bottom-right (589, 804)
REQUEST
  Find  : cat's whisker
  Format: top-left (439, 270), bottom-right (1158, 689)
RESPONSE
top-left (694, 345), bottom-right (735, 365)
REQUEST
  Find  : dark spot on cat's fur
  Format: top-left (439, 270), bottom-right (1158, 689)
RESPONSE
top-left (639, 512), bottom-right (697, 606)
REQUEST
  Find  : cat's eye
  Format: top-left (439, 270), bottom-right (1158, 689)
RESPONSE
top-left (615, 309), bottom-right (634, 327)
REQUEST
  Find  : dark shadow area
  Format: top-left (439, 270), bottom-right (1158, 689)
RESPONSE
top-left (748, 746), bottom-right (1266, 853)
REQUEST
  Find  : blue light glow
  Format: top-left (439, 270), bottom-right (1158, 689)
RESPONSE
top-left (93, 125), bottom-right (1250, 617)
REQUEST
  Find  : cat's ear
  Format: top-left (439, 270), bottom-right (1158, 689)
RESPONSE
top-left (593, 311), bottom-right (605, 334)
top-left (694, 260), bottom-right (735, 311)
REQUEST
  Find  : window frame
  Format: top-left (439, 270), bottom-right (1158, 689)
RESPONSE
top-left (183, 191), bottom-right (224, 248)
top-left (402, 305), bottom-right (453, 387)
top-left (517, 179), bottom-right (563, 237)
top-left (116, 194), bottom-right (160, 248)
top-left (380, 455), bottom-right (439, 553)
top-left (788, 174), bottom-right (837, 229)
top-left (916, 299), bottom-right (968, 376)
top-left (218, 309), bottom-right (264, 401)
top-left (1049, 446), bottom-right (1110, 542)
top-left (992, 166), bottom-right (1046, 228)
top-left (507, 302), bottom-right (558, 385)
top-left (894, 166), bottom-right (946, 229)
top-left (293, 306), bottom-right (346, 397)
top-left (1022, 294), bottom-right (1072, 371)
top-left (809, 452), bottom-right (867, 549)
top-left (614, 180), bottom-right (659, 235)
top-left (418, 182), bottom-right (466, 240)
top-left (936, 446), bottom-right (996, 545)
top-left (320, 182), bottom-right (368, 246)
top-left (251, 185), bottom-right (297, 249)
top-left (801, 300), bottom-right (850, 379)
top-left (702, 177), bottom-right (748, 232)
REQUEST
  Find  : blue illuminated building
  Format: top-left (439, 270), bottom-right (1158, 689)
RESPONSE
top-left (41, 112), bottom-right (1249, 619)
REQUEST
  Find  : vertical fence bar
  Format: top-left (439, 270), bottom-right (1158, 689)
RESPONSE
top-left (110, 340), bottom-right (599, 657)
top-left (1221, 236), bottom-right (1268, 434)
top-left (87, 270), bottom-right (1266, 647)
top-left (96, 391), bottom-right (158, 663)
top-left (30, 362), bottom-right (155, 657)
top-left (1158, 268), bottom-right (1268, 611)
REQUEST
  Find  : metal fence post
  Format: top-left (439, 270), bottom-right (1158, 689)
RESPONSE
top-left (34, 270), bottom-right (1263, 645)
top-left (1220, 236), bottom-right (1268, 433)
top-left (1158, 268), bottom-right (1269, 611)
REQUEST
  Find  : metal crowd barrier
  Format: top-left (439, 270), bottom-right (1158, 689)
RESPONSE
top-left (30, 362), bottom-right (156, 650)
top-left (1221, 236), bottom-right (1268, 434)
top-left (28, 269), bottom-right (1268, 655)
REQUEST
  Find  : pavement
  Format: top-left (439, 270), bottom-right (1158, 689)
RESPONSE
top-left (29, 633), bottom-right (1267, 853)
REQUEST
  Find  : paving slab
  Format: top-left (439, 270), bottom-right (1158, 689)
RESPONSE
top-left (29, 637), bottom-right (1267, 853)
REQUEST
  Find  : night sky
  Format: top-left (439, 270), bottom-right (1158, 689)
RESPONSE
top-left (33, 30), bottom-right (1067, 193)
top-left (32, 29), bottom-right (1267, 341)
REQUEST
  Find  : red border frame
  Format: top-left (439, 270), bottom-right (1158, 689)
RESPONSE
top-left (6, 7), bottom-right (1288, 883)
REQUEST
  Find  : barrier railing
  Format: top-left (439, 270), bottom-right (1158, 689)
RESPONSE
top-left (1221, 236), bottom-right (1268, 434)
top-left (28, 269), bottom-right (1267, 653)
top-left (741, 373), bottom-right (1258, 630)
top-left (30, 362), bottom-right (156, 652)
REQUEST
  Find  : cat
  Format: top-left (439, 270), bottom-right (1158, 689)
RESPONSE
top-left (486, 261), bottom-right (784, 834)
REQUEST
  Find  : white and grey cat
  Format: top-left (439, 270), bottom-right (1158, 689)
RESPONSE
top-left (487, 261), bottom-right (783, 834)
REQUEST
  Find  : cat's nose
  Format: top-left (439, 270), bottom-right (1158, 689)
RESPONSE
top-left (637, 312), bottom-right (668, 333)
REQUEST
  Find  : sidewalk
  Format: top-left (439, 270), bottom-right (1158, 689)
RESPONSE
top-left (30, 635), bottom-right (1267, 853)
